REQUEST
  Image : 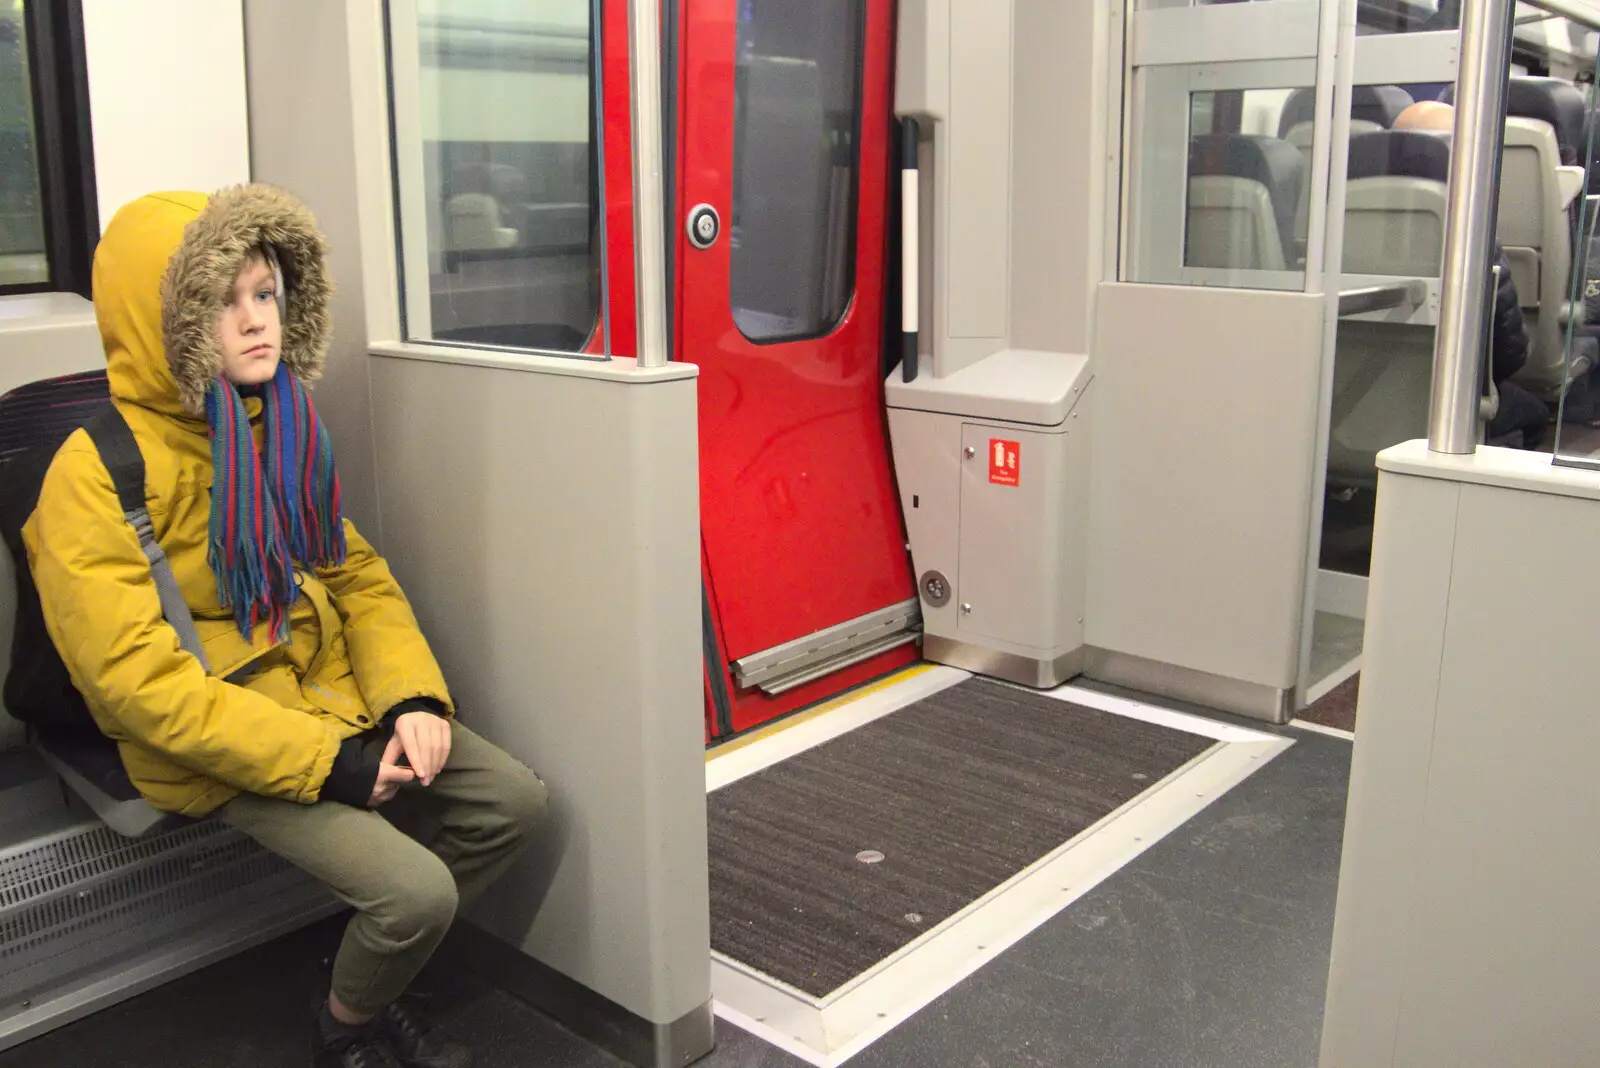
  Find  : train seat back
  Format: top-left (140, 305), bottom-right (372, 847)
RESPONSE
top-left (1327, 131), bottom-right (1451, 490)
top-left (1186, 133), bottom-right (1303, 271)
top-left (1326, 321), bottom-right (1435, 491)
top-left (1445, 77), bottom-right (1589, 394)
top-left (1280, 85), bottom-right (1414, 255)
top-left (1343, 129), bottom-right (1451, 276)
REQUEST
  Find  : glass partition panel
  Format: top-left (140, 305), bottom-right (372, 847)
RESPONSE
top-left (1356, 1), bottom-right (1456, 35)
top-left (1141, 0), bottom-right (1294, 8)
top-left (1552, 43), bottom-right (1600, 465)
top-left (388, 0), bottom-right (603, 355)
top-left (1126, 68), bottom-right (1318, 289)
top-left (1122, 0), bottom-right (1323, 290)
top-left (1321, 79), bottom-right (1446, 578)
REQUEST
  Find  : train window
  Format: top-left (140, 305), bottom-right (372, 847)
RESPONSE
top-left (386, 0), bottom-right (603, 356)
top-left (728, 0), bottom-right (865, 344)
top-left (0, 0), bottom-right (96, 298)
top-left (0, 5), bottom-right (48, 290)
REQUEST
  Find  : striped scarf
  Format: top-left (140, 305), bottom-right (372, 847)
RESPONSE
top-left (205, 363), bottom-right (346, 643)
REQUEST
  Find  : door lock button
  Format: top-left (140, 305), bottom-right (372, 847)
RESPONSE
top-left (687, 203), bottom-right (720, 249)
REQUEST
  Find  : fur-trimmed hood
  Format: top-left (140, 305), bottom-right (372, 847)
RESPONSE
top-left (93, 185), bottom-right (332, 420)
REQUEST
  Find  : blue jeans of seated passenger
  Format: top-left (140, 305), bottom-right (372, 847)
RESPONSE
top-left (217, 722), bottom-right (548, 1016)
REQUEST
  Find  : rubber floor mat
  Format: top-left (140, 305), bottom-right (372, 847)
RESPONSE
top-left (708, 677), bottom-right (1216, 997)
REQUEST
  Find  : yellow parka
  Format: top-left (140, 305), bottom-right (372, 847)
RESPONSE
top-left (22, 187), bottom-right (453, 817)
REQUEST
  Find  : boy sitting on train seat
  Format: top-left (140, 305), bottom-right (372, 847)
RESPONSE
top-left (1395, 101), bottom-right (1553, 449)
top-left (22, 185), bottom-right (548, 1068)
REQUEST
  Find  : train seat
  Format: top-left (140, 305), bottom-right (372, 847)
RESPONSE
top-left (1278, 84), bottom-right (1414, 148)
top-left (1446, 77), bottom-right (1590, 395)
top-left (446, 192), bottom-right (519, 252)
top-left (1281, 85), bottom-right (1414, 255)
top-left (0, 371), bottom-right (183, 838)
top-left (1186, 133), bottom-right (1303, 271)
top-left (1343, 129), bottom-right (1451, 276)
top-left (1327, 130), bottom-right (1452, 491)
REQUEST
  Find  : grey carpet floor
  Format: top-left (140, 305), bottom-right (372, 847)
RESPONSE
top-left (707, 677), bottom-right (1216, 997)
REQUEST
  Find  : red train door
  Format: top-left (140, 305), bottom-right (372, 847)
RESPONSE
top-left (677, 0), bottom-right (916, 739)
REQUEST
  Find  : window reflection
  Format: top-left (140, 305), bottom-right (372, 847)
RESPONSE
top-left (391, 0), bottom-right (601, 354)
top-left (729, 0), bottom-right (864, 344)
top-left (0, 2), bottom-right (48, 290)
top-left (1554, 42), bottom-right (1600, 464)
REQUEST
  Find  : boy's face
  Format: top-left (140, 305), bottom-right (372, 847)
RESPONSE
top-left (216, 254), bottom-right (282, 387)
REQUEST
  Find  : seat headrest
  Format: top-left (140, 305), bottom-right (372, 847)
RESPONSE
top-left (1442, 76), bottom-right (1587, 165)
top-left (1278, 85), bottom-right (1415, 140)
top-left (1189, 133), bottom-right (1304, 257)
top-left (1347, 129), bottom-right (1451, 183)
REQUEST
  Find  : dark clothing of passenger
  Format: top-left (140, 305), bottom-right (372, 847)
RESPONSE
top-left (1490, 249), bottom-right (1530, 384)
top-left (1487, 248), bottom-right (1550, 449)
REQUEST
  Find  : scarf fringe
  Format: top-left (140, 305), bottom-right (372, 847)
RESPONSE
top-left (207, 366), bottom-right (345, 643)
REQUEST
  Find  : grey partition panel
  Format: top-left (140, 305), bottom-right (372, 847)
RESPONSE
top-left (1087, 282), bottom-right (1324, 717)
top-left (244, 0), bottom-right (382, 535)
top-left (1321, 446), bottom-right (1600, 1068)
top-left (368, 355), bottom-right (710, 1039)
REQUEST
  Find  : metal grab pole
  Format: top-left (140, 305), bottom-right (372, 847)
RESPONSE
top-left (1427, 0), bottom-right (1516, 454)
top-left (628, 0), bottom-right (669, 368)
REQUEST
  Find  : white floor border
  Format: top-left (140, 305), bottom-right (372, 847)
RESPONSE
top-left (709, 675), bottom-right (1293, 1066)
top-left (1290, 718), bottom-right (1356, 742)
top-left (1304, 653), bottom-right (1361, 706)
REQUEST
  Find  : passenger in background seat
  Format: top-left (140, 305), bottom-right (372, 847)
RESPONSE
top-left (22, 185), bottom-right (550, 1068)
top-left (1394, 101), bottom-right (1552, 449)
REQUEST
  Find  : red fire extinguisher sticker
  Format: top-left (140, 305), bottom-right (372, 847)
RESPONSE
top-left (988, 439), bottom-right (1020, 486)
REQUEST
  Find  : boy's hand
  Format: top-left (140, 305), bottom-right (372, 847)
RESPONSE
top-left (392, 710), bottom-right (452, 786)
top-left (370, 734), bottom-right (415, 806)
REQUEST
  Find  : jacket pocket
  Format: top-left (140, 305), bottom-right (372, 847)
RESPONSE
top-left (196, 620), bottom-right (278, 682)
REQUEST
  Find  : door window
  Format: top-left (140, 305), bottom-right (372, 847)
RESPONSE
top-left (728, 0), bottom-right (866, 343)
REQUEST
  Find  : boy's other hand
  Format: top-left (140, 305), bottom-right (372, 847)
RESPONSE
top-left (393, 710), bottom-right (452, 786)
top-left (370, 734), bottom-right (415, 806)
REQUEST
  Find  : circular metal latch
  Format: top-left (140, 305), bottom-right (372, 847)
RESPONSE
top-left (920, 569), bottom-right (951, 608)
top-left (686, 203), bottom-right (720, 249)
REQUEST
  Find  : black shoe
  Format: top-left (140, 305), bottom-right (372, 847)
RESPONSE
top-left (314, 1017), bottom-right (402, 1068)
top-left (381, 995), bottom-right (474, 1068)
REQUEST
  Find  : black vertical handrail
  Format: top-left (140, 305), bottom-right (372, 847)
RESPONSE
top-left (901, 116), bottom-right (920, 383)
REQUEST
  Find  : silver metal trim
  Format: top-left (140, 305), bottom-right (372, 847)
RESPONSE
top-left (732, 599), bottom-right (922, 691)
top-left (1084, 648), bottom-right (1293, 725)
top-left (1427, 0), bottom-right (1515, 454)
top-left (627, 0), bottom-right (669, 368)
top-left (1521, 0), bottom-right (1600, 32)
top-left (0, 867), bottom-right (339, 1050)
top-left (444, 922), bottom-right (715, 1068)
top-left (922, 636), bottom-right (1085, 690)
top-left (1337, 280), bottom-right (1427, 318)
top-left (758, 631), bottom-right (921, 696)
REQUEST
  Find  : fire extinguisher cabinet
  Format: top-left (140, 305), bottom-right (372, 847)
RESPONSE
top-left (886, 349), bottom-right (1093, 688)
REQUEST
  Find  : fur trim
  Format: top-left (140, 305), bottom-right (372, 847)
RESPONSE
top-left (161, 184), bottom-right (332, 416)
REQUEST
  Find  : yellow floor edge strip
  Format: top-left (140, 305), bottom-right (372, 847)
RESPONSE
top-left (705, 662), bottom-right (937, 763)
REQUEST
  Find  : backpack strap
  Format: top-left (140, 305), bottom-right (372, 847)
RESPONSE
top-left (83, 408), bottom-right (211, 673)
